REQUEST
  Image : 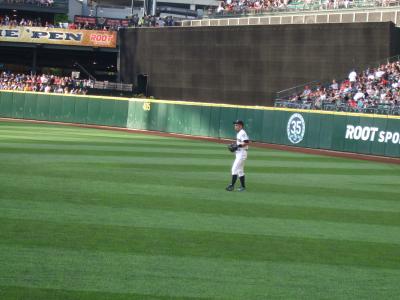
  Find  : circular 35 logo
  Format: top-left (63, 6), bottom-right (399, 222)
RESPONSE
top-left (287, 113), bottom-right (305, 144)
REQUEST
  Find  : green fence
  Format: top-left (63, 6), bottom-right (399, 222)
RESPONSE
top-left (1, 91), bottom-right (399, 158)
top-left (0, 92), bottom-right (129, 128)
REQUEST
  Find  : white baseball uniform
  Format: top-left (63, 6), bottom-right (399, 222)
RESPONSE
top-left (231, 128), bottom-right (249, 176)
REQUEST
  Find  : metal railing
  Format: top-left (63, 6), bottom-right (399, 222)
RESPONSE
top-left (182, 4), bottom-right (400, 27)
top-left (93, 81), bottom-right (133, 92)
top-left (88, 81), bottom-right (134, 97)
top-left (0, 0), bottom-right (68, 11)
top-left (274, 100), bottom-right (400, 115)
top-left (275, 54), bottom-right (400, 101)
top-left (274, 54), bottom-right (400, 115)
top-left (204, 0), bottom-right (400, 19)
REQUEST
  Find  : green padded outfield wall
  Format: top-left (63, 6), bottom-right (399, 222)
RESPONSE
top-left (0, 91), bottom-right (399, 158)
top-left (0, 91), bottom-right (129, 128)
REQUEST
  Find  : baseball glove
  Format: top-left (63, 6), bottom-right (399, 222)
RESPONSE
top-left (228, 143), bottom-right (238, 152)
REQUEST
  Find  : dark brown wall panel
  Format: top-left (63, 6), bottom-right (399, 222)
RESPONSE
top-left (120, 22), bottom-right (398, 106)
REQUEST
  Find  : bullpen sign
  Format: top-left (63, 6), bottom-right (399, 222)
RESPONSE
top-left (0, 26), bottom-right (117, 48)
top-left (287, 113), bottom-right (306, 144)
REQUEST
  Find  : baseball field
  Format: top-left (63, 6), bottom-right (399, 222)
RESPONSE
top-left (0, 120), bottom-right (399, 300)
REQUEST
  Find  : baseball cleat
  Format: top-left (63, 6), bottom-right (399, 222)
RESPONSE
top-left (237, 187), bottom-right (246, 192)
top-left (225, 184), bottom-right (234, 191)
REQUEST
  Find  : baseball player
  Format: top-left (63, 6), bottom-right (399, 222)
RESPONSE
top-left (226, 120), bottom-right (249, 192)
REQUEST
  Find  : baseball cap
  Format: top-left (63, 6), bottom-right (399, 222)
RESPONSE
top-left (233, 120), bottom-right (244, 126)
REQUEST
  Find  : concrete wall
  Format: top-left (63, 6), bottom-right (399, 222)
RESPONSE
top-left (68, 0), bottom-right (83, 22)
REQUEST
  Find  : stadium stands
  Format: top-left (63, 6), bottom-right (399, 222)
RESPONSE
top-left (0, 0), bottom-right (55, 7)
top-left (0, 15), bottom-right (52, 27)
top-left (0, 0), bottom-right (67, 13)
top-left (0, 14), bottom-right (121, 30)
top-left (0, 72), bottom-right (93, 94)
top-left (0, 14), bottom-right (177, 30)
top-left (274, 57), bottom-right (400, 115)
top-left (208, 0), bottom-right (400, 18)
top-left (131, 15), bottom-right (176, 27)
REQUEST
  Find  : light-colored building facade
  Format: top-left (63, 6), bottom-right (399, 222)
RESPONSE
top-left (75, 0), bottom-right (219, 19)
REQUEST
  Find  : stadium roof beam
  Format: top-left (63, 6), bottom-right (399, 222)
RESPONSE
top-left (90, 0), bottom-right (134, 7)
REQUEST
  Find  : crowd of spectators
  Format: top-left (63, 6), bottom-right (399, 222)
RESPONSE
top-left (67, 22), bottom-right (119, 31)
top-left (0, 15), bottom-right (56, 27)
top-left (276, 60), bottom-right (400, 114)
top-left (212, 0), bottom-right (398, 16)
top-left (73, 15), bottom-right (176, 29)
top-left (0, 15), bottom-right (122, 31)
top-left (216, 0), bottom-right (290, 15)
top-left (0, 14), bottom-right (177, 31)
top-left (1, 0), bottom-right (54, 7)
top-left (0, 72), bottom-right (93, 95)
top-left (130, 14), bottom-right (176, 27)
top-left (0, 15), bottom-right (115, 30)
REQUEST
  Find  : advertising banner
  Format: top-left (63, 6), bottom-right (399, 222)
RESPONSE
top-left (0, 26), bottom-right (117, 48)
top-left (282, 111), bottom-right (399, 157)
top-left (74, 16), bottom-right (97, 25)
top-left (74, 15), bottom-right (130, 27)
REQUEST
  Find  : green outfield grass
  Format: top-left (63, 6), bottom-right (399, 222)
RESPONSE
top-left (0, 121), bottom-right (399, 300)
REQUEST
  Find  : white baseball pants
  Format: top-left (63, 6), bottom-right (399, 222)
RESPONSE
top-left (231, 150), bottom-right (247, 176)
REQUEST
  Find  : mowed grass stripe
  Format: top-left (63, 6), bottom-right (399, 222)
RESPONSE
top-left (1, 198), bottom-right (400, 245)
top-left (2, 144), bottom-right (397, 164)
top-left (0, 147), bottom-right (232, 159)
top-left (2, 159), bottom-right (399, 186)
top-left (2, 134), bottom-right (394, 166)
top-left (0, 286), bottom-right (201, 300)
top-left (1, 245), bottom-right (399, 299)
top-left (0, 135), bottom-right (220, 149)
top-left (1, 173), bottom-right (400, 226)
top-left (1, 157), bottom-right (399, 210)
top-left (2, 178), bottom-right (400, 214)
top-left (0, 152), bottom-right (395, 174)
top-left (0, 142), bottom-right (224, 153)
top-left (1, 154), bottom-right (395, 177)
top-left (1, 153), bottom-right (398, 176)
top-left (1, 217), bottom-right (399, 269)
top-left (0, 138), bottom-right (393, 168)
top-left (1, 168), bottom-right (398, 202)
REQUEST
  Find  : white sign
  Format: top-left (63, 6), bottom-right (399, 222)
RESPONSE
top-left (345, 125), bottom-right (400, 144)
top-left (71, 71), bottom-right (80, 79)
top-left (287, 113), bottom-right (306, 144)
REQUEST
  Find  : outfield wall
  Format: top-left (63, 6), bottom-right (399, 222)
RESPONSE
top-left (0, 91), bottom-right (399, 158)
top-left (0, 92), bottom-right (129, 128)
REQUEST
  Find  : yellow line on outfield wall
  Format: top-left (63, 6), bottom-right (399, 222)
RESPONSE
top-left (1, 90), bottom-right (400, 120)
